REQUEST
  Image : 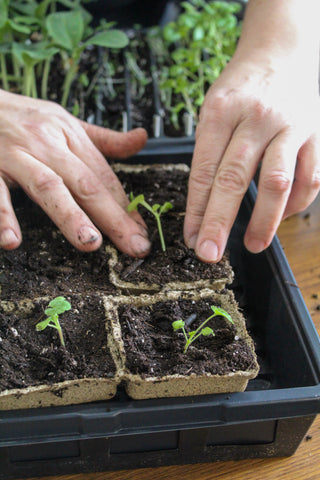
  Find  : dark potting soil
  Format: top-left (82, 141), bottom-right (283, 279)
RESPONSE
top-left (118, 297), bottom-right (256, 377)
top-left (0, 190), bottom-right (115, 300)
top-left (114, 167), bottom-right (232, 285)
top-left (116, 167), bottom-right (189, 212)
top-left (0, 295), bottom-right (116, 391)
top-left (114, 213), bottom-right (232, 285)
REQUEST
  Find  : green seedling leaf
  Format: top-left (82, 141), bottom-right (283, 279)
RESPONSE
top-left (35, 317), bottom-right (52, 331)
top-left (36, 296), bottom-right (71, 347)
top-left (201, 326), bottom-right (214, 336)
top-left (211, 305), bottom-right (234, 324)
top-left (47, 296), bottom-right (71, 315)
top-left (173, 304), bottom-right (233, 353)
top-left (152, 204), bottom-right (160, 213)
top-left (159, 202), bottom-right (173, 215)
top-left (172, 319), bottom-right (185, 331)
top-left (86, 30), bottom-right (128, 49)
top-left (127, 193), bottom-right (145, 212)
top-left (46, 10), bottom-right (84, 51)
top-left (127, 194), bottom-right (172, 252)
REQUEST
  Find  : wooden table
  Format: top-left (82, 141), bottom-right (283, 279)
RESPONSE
top-left (20, 194), bottom-right (320, 480)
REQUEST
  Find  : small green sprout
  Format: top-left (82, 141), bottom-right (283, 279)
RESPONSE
top-left (127, 193), bottom-right (173, 252)
top-left (36, 296), bottom-right (71, 347)
top-left (172, 305), bottom-right (234, 353)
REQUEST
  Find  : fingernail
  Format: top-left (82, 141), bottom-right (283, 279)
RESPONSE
top-left (246, 238), bottom-right (265, 253)
top-left (197, 240), bottom-right (219, 263)
top-left (78, 226), bottom-right (100, 244)
top-left (0, 229), bottom-right (19, 248)
top-left (130, 233), bottom-right (151, 256)
top-left (186, 234), bottom-right (198, 249)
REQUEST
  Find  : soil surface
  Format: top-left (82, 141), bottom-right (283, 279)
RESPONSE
top-left (114, 213), bottom-right (232, 286)
top-left (0, 167), bottom-right (254, 397)
top-left (114, 168), bottom-right (232, 286)
top-left (118, 297), bottom-right (256, 377)
top-left (0, 190), bottom-right (115, 300)
top-left (0, 295), bottom-right (116, 391)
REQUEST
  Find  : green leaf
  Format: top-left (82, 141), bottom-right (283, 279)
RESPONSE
top-left (193, 26), bottom-right (204, 41)
top-left (46, 10), bottom-right (84, 51)
top-left (35, 317), bottom-right (52, 331)
top-left (188, 331), bottom-right (196, 339)
top-left (211, 305), bottom-right (234, 324)
top-left (47, 296), bottom-right (71, 315)
top-left (86, 30), bottom-right (128, 49)
top-left (0, 0), bottom-right (8, 29)
top-left (127, 194), bottom-right (145, 212)
top-left (172, 319), bottom-right (185, 331)
top-left (159, 202), bottom-right (173, 215)
top-left (152, 204), bottom-right (160, 213)
top-left (201, 326), bottom-right (215, 336)
top-left (12, 42), bottom-right (59, 67)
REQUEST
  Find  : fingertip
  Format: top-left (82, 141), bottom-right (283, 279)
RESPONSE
top-left (76, 225), bottom-right (103, 252)
top-left (244, 235), bottom-right (267, 254)
top-left (129, 233), bottom-right (151, 258)
top-left (0, 229), bottom-right (21, 250)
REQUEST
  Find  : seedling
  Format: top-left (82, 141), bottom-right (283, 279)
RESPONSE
top-left (172, 305), bottom-right (234, 353)
top-left (148, 0), bottom-right (242, 130)
top-left (36, 296), bottom-right (71, 347)
top-left (127, 193), bottom-right (173, 252)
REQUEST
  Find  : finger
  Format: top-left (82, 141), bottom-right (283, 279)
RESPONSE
top-left (69, 124), bottom-right (148, 230)
top-left (184, 97), bottom-right (234, 249)
top-left (283, 134), bottom-right (320, 218)
top-left (244, 131), bottom-right (299, 253)
top-left (7, 150), bottom-right (150, 257)
top-left (193, 124), bottom-right (269, 263)
top-left (0, 177), bottom-right (21, 249)
top-left (79, 123), bottom-right (148, 158)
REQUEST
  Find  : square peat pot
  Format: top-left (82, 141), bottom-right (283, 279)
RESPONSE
top-left (1, 155), bottom-right (320, 479)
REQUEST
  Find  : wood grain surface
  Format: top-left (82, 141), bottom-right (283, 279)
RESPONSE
top-left (16, 194), bottom-right (320, 480)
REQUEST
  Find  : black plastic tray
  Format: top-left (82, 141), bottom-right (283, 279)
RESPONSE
top-left (1, 153), bottom-right (320, 479)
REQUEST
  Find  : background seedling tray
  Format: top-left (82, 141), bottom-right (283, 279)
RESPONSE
top-left (1, 153), bottom-right (320, 479)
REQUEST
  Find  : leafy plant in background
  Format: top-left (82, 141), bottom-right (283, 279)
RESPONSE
top-left (172, 305), bottom-right (234, 353)
top-left (45, 9), bottom-right (128, 107)
top-left (0, 0), bottom-right (128, 106)
top-left (148, 0), bottom-right (242, 130)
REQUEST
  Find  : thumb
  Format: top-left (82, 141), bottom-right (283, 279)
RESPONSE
top-left (79, 122), bottom-right (148, 158)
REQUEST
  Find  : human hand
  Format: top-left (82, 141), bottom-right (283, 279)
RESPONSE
top-left (184, 57), bottom-right (320, 263)
top-left (0, 90), bottom-right (150, 257)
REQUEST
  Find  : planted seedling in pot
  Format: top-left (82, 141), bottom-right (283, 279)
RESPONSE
top-left (127, 193), bottom-right (173, 252)
top-left (172, 304), bottom-right (234, 353)
top-left (36, 296), bottom-right (71, 347)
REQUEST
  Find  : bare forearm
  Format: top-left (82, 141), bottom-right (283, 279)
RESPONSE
top-left (234, 0), bottom-right (320, 81)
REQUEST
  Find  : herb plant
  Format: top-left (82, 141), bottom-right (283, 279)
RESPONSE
top-left (0, 0), bottom-right (128, 107)
top-left (127, 193), bottom-right (173, 252)
top-left (172, 305), bottom-right (234, 353)
top-left (148, 0), bottom-right (242, 130)
top-left (36, 296), bottom-right (71, 347)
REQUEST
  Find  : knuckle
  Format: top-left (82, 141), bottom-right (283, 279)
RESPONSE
top-left (190, 166), bottom-right (214, 191)
top-left (261, 170), bottom-right (292, 195)
top-left (204, 89), bottom-right (230, 111)
top-left (31, 171), bottom-right (64, 195)
top-left (310, 170), bottom-right (320, 190)
top-left (215, 162), bottom-right (248, 194)
top-left (76, 174), bottom-right (101, 200)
